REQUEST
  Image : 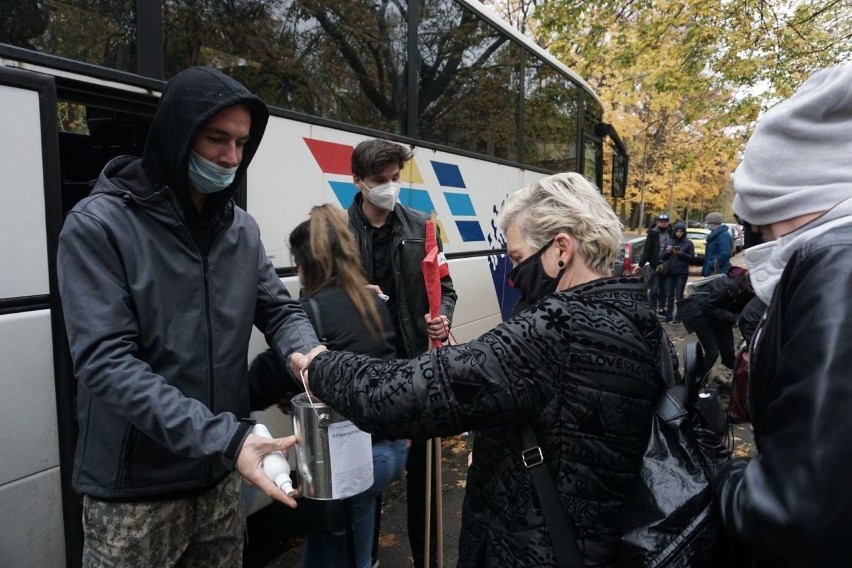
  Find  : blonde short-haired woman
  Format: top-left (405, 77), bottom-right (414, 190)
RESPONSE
top-left (299, 173), bottom-right (671, 566)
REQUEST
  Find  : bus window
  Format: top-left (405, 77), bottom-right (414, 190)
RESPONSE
top-left (417, 0), bottom-right (521, 161)
top-left (523, 58), bottom-right (579, 172)
top-left (612, 151), bottom-right (628, 198)
top-left (57, 102), bottom-right (152, 217)
top-left (583, 134), bottom-right (602, 189)
top-left (163, 0), bottom-right (406, 134)
top-left (0, 0), bottom-right (137, 73)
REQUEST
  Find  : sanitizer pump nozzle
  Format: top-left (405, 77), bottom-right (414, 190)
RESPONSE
top-left (252, 423), bottom-right (296, 497)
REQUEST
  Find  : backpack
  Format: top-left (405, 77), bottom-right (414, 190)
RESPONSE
top-left (522, 336), bottom-right (730, 567)
top-left (619, 340), bottom-right (730, 566)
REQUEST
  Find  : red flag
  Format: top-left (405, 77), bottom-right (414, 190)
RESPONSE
top-left (422, 218), bottom-right (448, 348)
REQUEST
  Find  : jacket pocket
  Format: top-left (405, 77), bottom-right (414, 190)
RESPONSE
top-left (399, 238), bottom-right (425, 277)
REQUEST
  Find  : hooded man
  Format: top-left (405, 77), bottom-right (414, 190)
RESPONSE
top-left (716, 63), bottom-right (852, 567)
top-left (57, 67), bottom-right (323, 566)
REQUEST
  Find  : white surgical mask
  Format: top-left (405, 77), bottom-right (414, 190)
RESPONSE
top-left (188, 151), bottom-right (238, 194)
top-left (362, 181), bottom-right (401, 210)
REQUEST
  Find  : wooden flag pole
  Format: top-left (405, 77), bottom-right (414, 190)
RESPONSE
top-left (423, 211), bottom-right (445, 567)
top-left (423, 437), bottom-right (433, 568)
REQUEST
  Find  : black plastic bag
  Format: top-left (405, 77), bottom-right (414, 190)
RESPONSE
top-left (620, 368), bottom-right (730, 567)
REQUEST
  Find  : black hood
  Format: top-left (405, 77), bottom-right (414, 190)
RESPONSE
top-left (141, 67), bottom-right (269, 213)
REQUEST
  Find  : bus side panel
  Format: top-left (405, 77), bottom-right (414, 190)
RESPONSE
top-left (0, 312), bottom-right (60, 484)
top-left (443, 256), bottom-right (502, 343)
top-left (0, 313), bottom-right (64, 565)
top-left (0, 467), bottom-right (65, 568)
top-left (0, 84), bottom-right (50, 298)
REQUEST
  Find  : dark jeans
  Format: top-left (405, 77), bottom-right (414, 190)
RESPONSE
top-left (648, 271), bottom-right (667, 313)
top-left (695, 323), bottom-right (735, 380)
top-left (406, 438), bottom-right (439, 568)
top-left (665, 272), bottom-right (689, 320)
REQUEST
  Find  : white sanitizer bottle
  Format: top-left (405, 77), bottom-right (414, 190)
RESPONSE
top-left (252, 423), bottom-right (296, 497)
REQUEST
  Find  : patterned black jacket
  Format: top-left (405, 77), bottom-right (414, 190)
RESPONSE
top-left (309, 277), bottom-right (671, 566)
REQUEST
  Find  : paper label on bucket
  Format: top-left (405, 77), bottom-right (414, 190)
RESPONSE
top-left (328, 420), bottom-right (374, 499)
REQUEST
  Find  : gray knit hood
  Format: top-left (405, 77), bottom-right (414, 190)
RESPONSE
top-left (733, 63), bottom-right (852, 226)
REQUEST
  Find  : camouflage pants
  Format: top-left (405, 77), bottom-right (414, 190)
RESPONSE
top-left (82, 473), bottom-right (244, 568)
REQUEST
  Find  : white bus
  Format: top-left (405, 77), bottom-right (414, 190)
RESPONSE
top-left (0, 1), bottom-right (628, 565)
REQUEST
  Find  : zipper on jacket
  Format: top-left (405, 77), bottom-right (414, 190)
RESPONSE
top-left (745, 307), bottom-right (769, 429)
top-left (202, 254), bottom-right (214, 412)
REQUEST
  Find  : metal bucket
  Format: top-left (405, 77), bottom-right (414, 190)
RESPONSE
top-left (291, 392), bottom-right (373, 500)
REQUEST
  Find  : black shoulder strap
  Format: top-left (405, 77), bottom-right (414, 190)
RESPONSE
top-left (519, 425), bottom-right (585, 567)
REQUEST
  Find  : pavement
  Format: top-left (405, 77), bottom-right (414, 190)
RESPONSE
top-left (249, 255), bottom-right (755, 568)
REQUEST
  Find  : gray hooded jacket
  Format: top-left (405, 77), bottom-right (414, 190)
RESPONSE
top-left (57, 67), bottom-right (318, 499)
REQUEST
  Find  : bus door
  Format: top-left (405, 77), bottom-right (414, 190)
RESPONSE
top-left (0, 65), bottom-right (70, 568)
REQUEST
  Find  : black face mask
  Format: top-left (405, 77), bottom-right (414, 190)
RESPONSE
top-left (736, 215), bottom-right (765, 249)
top-left (508, 239), bottom-right (566, 305)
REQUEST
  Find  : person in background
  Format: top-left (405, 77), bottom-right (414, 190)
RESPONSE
top-left (677, 266), bottom-right (754, 386)
top-left (639, 213), bottom-right (671, 314)
top-left (56, 66), bottom-right (323, 566)
top-left (659, 222), bottom-right (695, 323)
top-left (347, 138), bottom-right (457, 567)
top-left (296, 172), bottom-right (672, 566)
top-left (716, 63), bottom-right (852, 567)
top-left (248, 204), bottom-right (409, 568)
top-left (703, 212), bottom-right (733, 276)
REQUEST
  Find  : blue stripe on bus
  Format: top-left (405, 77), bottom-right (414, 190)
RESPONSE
top-left (329, 180), bottom-right (359, 208)
top-left (456, 220), bottom-right (485, 242)
top-left (443, 192), bottom-right (476, 216)
top-left (400, 188), bottom-right (435, 213)
top-left (431, 162), bottom-right (466, 188)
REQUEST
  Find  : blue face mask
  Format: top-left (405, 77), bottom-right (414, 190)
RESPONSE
top-left (188, 151), bottom-right (238, 194)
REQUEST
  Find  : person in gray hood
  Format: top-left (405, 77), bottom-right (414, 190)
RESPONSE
top-left (716, 63), bottom-right (852, 567)
top-left (57, 66), bottom-right (323, 566)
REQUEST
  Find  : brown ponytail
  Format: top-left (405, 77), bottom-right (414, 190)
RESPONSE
top-left (289, 204), bottom-right (384, 337)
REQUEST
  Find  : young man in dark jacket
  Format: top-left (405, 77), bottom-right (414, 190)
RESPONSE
top-left (638, 213), bottom-right (671, 314)
top-left (716, 63), bottom-right (852, 567)
top-left (57, 67), bottom-right (323, 566)
top-left (347, 138), bottom-right (457, 567)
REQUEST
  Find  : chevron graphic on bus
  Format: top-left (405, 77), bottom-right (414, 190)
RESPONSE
top-left (304, 137), bottom-right (434, 211)
top-left (430, 161), bottom-right (485, 243)
top-left (303, 138), bottom-right (485, 245)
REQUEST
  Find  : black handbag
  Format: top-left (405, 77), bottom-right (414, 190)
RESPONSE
top-left (619, 337), bottom-right (730, 567)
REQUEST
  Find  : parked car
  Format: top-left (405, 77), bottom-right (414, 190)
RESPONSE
top-left (686, 228), bottom-right (710, 265)
top-left (612, 237), bottom-right (645, 276)
top-left (613, 236), bottom-right (646, 276)
top-left (724, 223), bottom-right (744, 253)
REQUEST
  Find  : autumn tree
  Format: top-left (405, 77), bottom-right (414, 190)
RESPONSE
top-left (490, 0), bottom-right (851, 227)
